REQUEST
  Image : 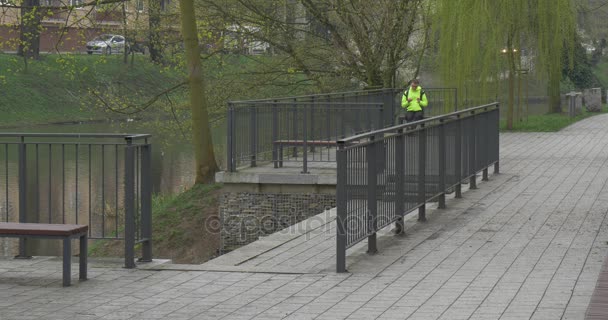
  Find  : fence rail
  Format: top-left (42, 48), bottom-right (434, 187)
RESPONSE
top-left (336, 103), bottom-right (500, 272)
top-left (227, 102), bottom-right (385, 172)
top-left (0, 133), bottom-right (152, 268)
top-left (227, 88), bottom-right (458, 172)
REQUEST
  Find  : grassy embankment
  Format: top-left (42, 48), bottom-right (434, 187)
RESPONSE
top-left (497, 56), bottom-right (608, 132)
top-left (89, 183), bottom-right (223, 264)
top-left (500, 105), bottom-right (608, 132)
top-left (0, 53), bottom-right (185, 127)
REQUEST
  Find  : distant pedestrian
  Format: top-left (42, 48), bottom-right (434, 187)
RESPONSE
top-left (398, 79), bottom-right (428, 124)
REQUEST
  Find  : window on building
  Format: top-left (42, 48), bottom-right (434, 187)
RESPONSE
top-left (135, 0), bottom-right (143, 11)
top-left (0, 0), bottom-right (16, 6)
top-left (70, 0), bottom-right (84, 7)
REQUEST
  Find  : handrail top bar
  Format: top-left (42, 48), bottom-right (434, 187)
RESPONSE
top-left (339, 102), bottom-right (499, 143)
top-left (0, 133), bottom-right (152, 140)
top-left (229, 102), bottom-right (384, 107)
top-left (228, 87), bottom-right (457, 104)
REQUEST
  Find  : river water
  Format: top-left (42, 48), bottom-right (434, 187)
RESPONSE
top-left (0, 119), bottom-right (225, 256)
top-left (1, 120), bottom-right (227, 195)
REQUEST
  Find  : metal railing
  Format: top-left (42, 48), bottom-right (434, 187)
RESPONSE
top-left (336, 103), bottom-right (500, 272)
top-left (227, 102), bottom-right (385, 173)
top-left (227, 88), bottom-right (458, 172)
top-left (0, 133), bottom-right (152, 268)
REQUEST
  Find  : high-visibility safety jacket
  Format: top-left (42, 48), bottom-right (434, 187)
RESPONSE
top-left (401, 86), bottom-right (428, 112)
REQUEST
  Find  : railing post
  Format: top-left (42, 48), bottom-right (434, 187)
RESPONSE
top-left (227, 104), bottom-right (235, 172)
top-left (377, 106), bottom-right (384, 131)
top-left (438, 120), bottom-right (446, 209)
top-left (310, 96), bottom-right (316, 153)
top-left (326, 103), bottom-right (331, 142)
top-left (302, 104), bottom-right (309, 174)
top-left (395, 128), bottom-right (405, 234)
top-left (367, 136), bottom-right (378, 254)
top-left (336, 141), bottom-right (347, 273)
top-left (482, 111), bottom-right (489, 182)
top-left (494, 105), bottom-right (500, 174)
top-left (124, 137), bottom-right (136, 269)
top-left (418, 124), bottom-right (427, 222)
top-left (272, 102), bottom-right (279, 168)
top-left (250, 106), bottom-right (257, 167)
top-left (17, 136), bottom-right (29, 258)
top-left (139, 142), bottom-right (152, 262)
top-left (455, 114), bottom-right (463, 198)
top-left (292, 99), bottom-right (298, 158)
top-left (469, 111), bottom-right (478, 189)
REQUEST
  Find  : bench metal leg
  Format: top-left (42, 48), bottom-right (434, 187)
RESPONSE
top-left (79, 234), bottom-right (87, 281)
top-left (63, 238), bottom-right (71, 287)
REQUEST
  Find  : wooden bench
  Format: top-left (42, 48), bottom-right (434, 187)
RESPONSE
top-left (273, 140), bottom-right (340, 167)
top-left (0, 223), bottom-right (88, 287)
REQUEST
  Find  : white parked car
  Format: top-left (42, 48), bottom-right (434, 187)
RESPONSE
top-left (86, 34), bottom-right (127, 55)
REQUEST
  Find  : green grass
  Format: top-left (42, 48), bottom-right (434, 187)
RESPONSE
top-left (500, 105), bottom-right (608, 132)
top-left (0, 53), bottom-right (185, 127)
top-left (89, 183), bottom-right (223, 262)
top-left (0, 53), bottom-right (331, 129)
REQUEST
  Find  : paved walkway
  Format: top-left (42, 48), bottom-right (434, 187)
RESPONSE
top-left (3, 114), bottom-right (608, 319)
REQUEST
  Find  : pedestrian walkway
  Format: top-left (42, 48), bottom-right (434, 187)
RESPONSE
top-left (3, 114), bottom-right (608, 319)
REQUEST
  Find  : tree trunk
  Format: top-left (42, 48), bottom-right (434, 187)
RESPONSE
top-left (178, 0), bottom-right (218, 184)
top-left (148, 0), bottom-right (164, 64)
top-left (18, 0), bottom-right (41, 60)
top-left (548, 68), bottom-right (562, 113)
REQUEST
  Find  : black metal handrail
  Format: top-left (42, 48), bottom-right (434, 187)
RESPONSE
top-left (227, 88), bottom-right (459, 172)
top-left (0, 133), bottom-right (152, 268)
top-left (336, 103), bottom-right (500, 272)
top-left (227, 102), bottom-right (385, 172)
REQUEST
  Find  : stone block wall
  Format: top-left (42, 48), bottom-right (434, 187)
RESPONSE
top-left (584, 88), bottom-right (602, 112)
top-left (219, 192), bottom-right (336, 252)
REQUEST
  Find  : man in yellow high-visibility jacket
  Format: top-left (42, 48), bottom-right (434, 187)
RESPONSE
top-left (400, 79), bottom-right (428, 123)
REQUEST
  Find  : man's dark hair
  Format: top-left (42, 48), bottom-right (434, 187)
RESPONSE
top-left (410, 79), bottom-right (420, 85)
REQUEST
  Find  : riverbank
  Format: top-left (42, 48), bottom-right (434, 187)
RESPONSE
top-left (90, 183), bottom-right (222, 264)
top-left (0, 53), bottom-right (186, 127)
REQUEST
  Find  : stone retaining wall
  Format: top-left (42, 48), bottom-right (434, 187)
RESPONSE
top-left (219, 192), bottom-right (335, 252)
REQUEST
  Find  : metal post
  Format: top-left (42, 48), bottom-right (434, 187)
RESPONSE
top-left (455, 115), bottom-right (462, 198)
top-left (292, 99), bottom-right (298, 157)
top-left (469, 112), bottom-right (478, 189)
top-left (124, 138), bottom-right (136, 268)
top-left (326, 103), bottom-right (331, 142)
top-left (272, 103), bottom-right (279, 168)
top-left (310, 96), bottom-right (316, 153)
top-left (367, 136), bottom-right (377, 254)
top-left (395, 129), bottom-right (405, 234)
top-left (227, 104), bottom-right (235, 172)
top-left (438, 120), bottom-right (446, 209)
top-left (79, 234), bottom-right (87, 280)
top-left (63, 237), bottom-right (71, 287)
top-left (140, 144), bottom-right (152, 262)
top-left (17, 136), bottom-right (29, 258)
top-left (336, 142), bottom-right (347, 273)
top-left (494, 106), bottom-right (500, 174)
top-left (250, 106), bottom-right (257, 167)
top-left (418, 124), bottom-right (427, 222)
top-left (302, 104), bottom-right (309, 174)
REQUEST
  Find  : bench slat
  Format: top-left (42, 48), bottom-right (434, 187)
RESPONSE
top-left (0, 223), bottom-right (88, 237)
top-left (274, 140), bottom-right (338, 146)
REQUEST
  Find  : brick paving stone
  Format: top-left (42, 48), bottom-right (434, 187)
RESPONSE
top-left (3, 115), bottom-right (608, 319)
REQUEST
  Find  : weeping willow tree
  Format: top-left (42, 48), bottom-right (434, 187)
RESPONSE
top-left (435, 0), bottom-right (576, 129)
